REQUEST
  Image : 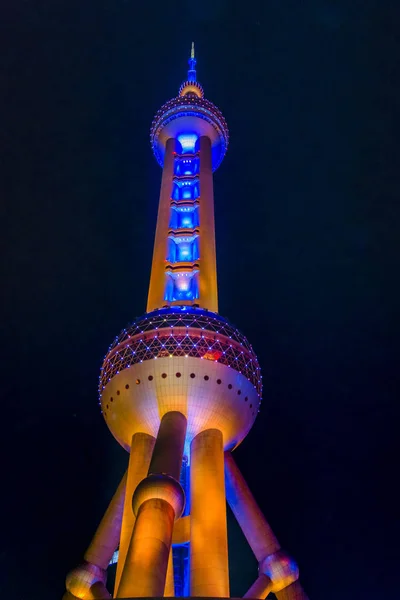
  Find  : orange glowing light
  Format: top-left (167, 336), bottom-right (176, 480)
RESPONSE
top-left (202, 350), bottom-right (222, 361)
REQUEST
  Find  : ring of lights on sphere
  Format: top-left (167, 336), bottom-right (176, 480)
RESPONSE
top-left (179, 80), bottom-right (205, 98)
top-left (150, 95), bottom-right (229, 171)
top-left (100, 308), bottom-right (261, 456)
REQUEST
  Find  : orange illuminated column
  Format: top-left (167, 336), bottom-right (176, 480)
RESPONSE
top-left (164, 548), bottom-right (175, 597)
top-left (65, 473), bottom-right (128, 600)
top-left (225, 453), bottom-right (302, 598)
top-left (275, 581), bottom-right (310, 600)
top-left (116, 412), bottom-right (186, 598)
top-left (147, 137), bottom-right (176, 312)
top-left (243, 574), bottom-right (273, 599)
top-left (190, 428), bottom-right (229, 597)
top-left (198, 135), bottom-right (218, 312)
top-left (114, 432), bottom-right (156, 593)
top-left (84, 471), bottom-right (127, 570)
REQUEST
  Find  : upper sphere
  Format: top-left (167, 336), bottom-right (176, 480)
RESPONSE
top-left (151, 46), bottom-right (229, 170)
top-left (150, 94), bottom-right (229, 171)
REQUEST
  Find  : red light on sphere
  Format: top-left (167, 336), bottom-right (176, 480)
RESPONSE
top-left (202, 350), bottom-right (222, 361)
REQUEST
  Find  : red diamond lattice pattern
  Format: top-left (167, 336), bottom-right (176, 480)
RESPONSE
top-left (100, 313), bottom-right (262, 399)
top-left (108, 312), bottom-right (254, 354)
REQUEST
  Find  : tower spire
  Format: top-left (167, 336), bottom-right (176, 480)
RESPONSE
top-left (188, 41), bottom-right (197, 82)
top-left (178, 42), bottom-right (204, 98)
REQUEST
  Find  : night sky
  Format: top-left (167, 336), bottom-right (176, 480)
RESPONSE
top-left (1, 2), bottom-right (400, 599)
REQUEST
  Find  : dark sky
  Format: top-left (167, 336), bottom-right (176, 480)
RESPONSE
top-left (1, 1), bottom-right (400, 598)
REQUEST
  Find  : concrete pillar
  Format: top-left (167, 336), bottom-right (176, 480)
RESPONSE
top-left (116, 412), bottom-right (187, 598)
top-left (117, 498), bottom-right (175, 598)
top-left (63, 471), bottom-right (126, 598)
top-left (149, 411), bottom-right (187, 480)
top-left (83, 471), bottom-right (127, 570)
top-left (147, 137), bottom-right (176, 312)
top-left (198, 135), bottom-right (218, 312)
top-left (164, 548), bottom-right (175, 597)
top-left (190, 428), bottom-right (229, 597)
top-left (114, 433), bottom-right (156, 593)
top-left (90, 581), bottom-right (112, 599)
top-left (224, 452), bottom-right (280, 561)
top-left (172, 514), bottom-right (190, 545)
top-left (64, 471), bottom-right (127, 598)
top-left (244, 574), bottom-right (272, 599)
top-left (275, 581), bottom-right (310, 600)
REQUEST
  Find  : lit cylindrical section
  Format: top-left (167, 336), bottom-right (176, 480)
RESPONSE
top-left (83, 471), bottom-right (127, 570)
top-left (164, 548), bottom-right (175, 597)
top-left (172, 514), bottom-right (190, 545)
top-left (275, 581), bottom-right (310, 600)
top-left (149, 411), bottom-right (187, 480)
top-left (117, 413), bottom-right (186, 598)
top-left (244, 574), bottom-right (273, 599)
top-left (114, 433), bottom-right (156, 593)
top-left (90, 581), bottom-right (112, 599)
top-left (147, 136), bottom-right (177, 312)
top-left (198, 135), bottom-right (218, 312)
top-left (117, 498), bottom-right (175, 598)
top-left (190, 428), bottom-right (229, 597)
top-left (224, 452), bottom-right (280, 561)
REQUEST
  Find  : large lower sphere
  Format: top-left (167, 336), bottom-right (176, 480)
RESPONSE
top-left (99, 308), bottom-right (262, 456)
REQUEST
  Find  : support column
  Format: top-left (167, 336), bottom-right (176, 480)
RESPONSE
top-left (275, 581), bottom-right (310, 600)
top-left (65, 473), bottom-right (127, 599)
top-left (225, 453), bottom-right (301, 596)
top-left (114, 433), bottom-right (156, 594)
top-left (116, 412), bottom-right (187, 598)
top-left (244, 574), bottom-right (273, 599)
top-left (164, 548), bottom-right (175, 597)
top-left (118, 498), bottom-right (175, 598)
top-left (224, 451), bottom-right (280, 560)
top-left (84, 470), bottom-right (127, 569)
top-left (190, 428), bottom-right (229, 597)
top-left (147, 137), bottom-right (176, 312)
top-left (90, 582), bottom-right (112, 599)
top-left (198, 135), bottom-right (218, 312)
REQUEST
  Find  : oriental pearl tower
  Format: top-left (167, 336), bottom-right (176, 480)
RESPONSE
top-left (63, 45), bottom-right (309, 600)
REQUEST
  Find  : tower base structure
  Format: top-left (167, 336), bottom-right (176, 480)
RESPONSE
top-left (64, 442), bottom-right (308, 600)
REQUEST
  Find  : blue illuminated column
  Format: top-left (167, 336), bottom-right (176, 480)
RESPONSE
top-left (147, 45), bottom-right (229, 313)
top-left (165, 139), bottom-right (201, 305)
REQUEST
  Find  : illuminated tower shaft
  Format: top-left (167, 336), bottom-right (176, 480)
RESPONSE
top-left (147, 72), bottom-right (219, 312)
